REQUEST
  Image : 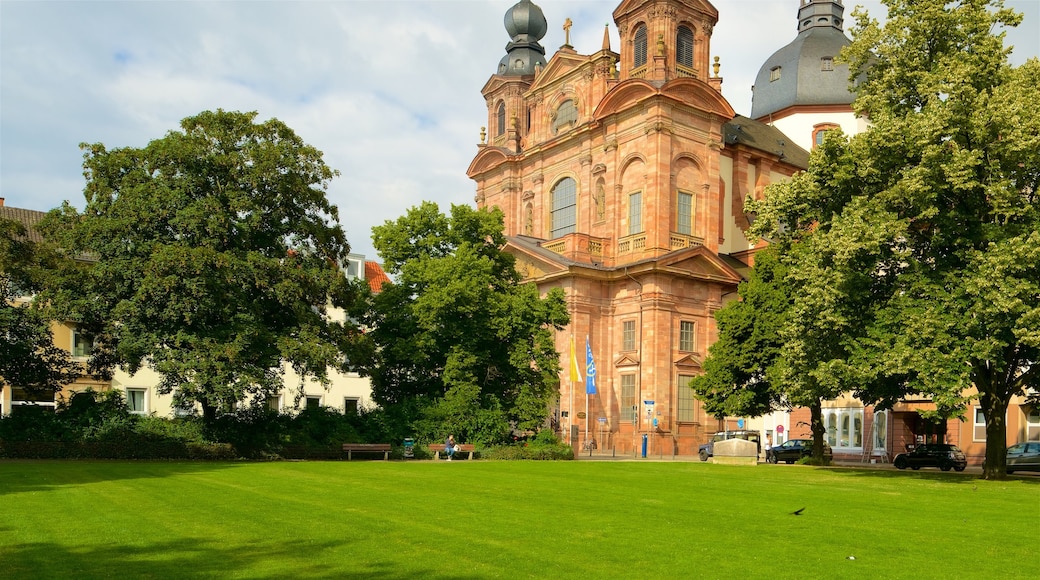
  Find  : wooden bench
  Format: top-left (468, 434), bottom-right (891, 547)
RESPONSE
top-left (429, 444), bottom-right (476, 460)
top-left (342, 443), bottom-right (391, 460)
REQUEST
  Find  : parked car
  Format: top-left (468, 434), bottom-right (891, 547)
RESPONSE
top-left (893, 443), bottom-right (967, 472)
top-left (1006, 442), bottom-right (1040, 474)
top-left (767, 439), bottom-right (833, 464)
top-left (698, 430), bottom-right (761, 461)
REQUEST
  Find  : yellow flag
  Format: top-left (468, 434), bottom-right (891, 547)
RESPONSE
top-left (569, 335), bottom-right (582, 383)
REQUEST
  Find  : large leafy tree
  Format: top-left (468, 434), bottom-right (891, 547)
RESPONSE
top-left (358, 202), bottom-right (569, 444)
top-left (748, 0), bottom-right (1038, 478)
top-left (0, 218), bottom-right (81, 399)
top-left (39, 110), bottom-right (356, 421)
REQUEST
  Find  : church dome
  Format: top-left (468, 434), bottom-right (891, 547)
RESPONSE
top-left (750, 0), bottom-right (855, 120)
top-left (497, 0), bottom-right (548, 76)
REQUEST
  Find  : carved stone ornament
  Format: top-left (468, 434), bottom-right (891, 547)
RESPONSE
top-left (579, 153), bottom-right (593, 167)
top-left (604, 138), bottom-right (618, 152)
top-left (522, 190), bottom-right (535, 201)
top-left (475, 191), bottom-right (486, 204)
top-left (701, 21), bottom-right (714, 36)
top-left (532, 173), bottom-right (544, 185)
top-left (592, 163), bottom-right (607, 175)
top-left (644, 121), bottom-right (672, 135)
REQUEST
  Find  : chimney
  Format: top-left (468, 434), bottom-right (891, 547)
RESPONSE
top-left (0, 197), bottom-right (5, 207)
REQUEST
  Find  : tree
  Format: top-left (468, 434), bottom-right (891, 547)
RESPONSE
top-left (358, 202), bottom-right (569, 444)
top-left (39, 110), bottom-right (356, 421)
top-left (748, 0), bottom-right (1038, 478)
top-left (0, 217), bottom-right (81, 399)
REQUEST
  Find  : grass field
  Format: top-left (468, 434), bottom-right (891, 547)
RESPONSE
top-left (1, 459), bottom-right (1035, 579)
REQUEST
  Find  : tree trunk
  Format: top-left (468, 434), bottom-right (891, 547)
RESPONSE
top-left (809, 399), bottom-right (827, 462)
top-left (979, 388), bottom-right (1011, 480)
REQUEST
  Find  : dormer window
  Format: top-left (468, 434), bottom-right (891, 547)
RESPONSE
top-left (770, 66), bottom-right (781, 82)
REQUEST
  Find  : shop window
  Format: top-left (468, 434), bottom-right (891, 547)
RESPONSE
top-left (823, 408), bottom-right (864, 450)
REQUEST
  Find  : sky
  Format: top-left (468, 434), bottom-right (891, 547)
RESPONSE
top-left (2, 0), bottom-right (1038, 262)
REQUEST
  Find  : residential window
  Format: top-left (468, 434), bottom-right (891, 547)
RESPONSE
top-left (823, 408), bottom-right (864, 450)
top-left (622, 320), bottom-right (636, 351)
top-left (821, 56), bottom-right (833, 71)
top-left (677, 375), bottom-right (695, 422)
top-left (633, 25), bottom-right (648, 68)
top-left (126, 388), bottom-right (147, 415)
top-left (973, 407), bottom-right (986, 441)
top-left (770, 66), bottom-right (781, 82)
top-left (677, 191), bottom-right (693, 235)
top-left (306, 396), bottom-right (322, 410)
top-left (550, 178), bottom-right (577, 238)
top-left (676, 26), bottom-right (694, 68)
top-left (628, 191), bottom-right (642, 235)
top-left (679, 321), bottom-right (695, 352)
top-left (344, 398), bottom-right (359, 415)
top-left (496, 102), bottom-right (506, 136)
top-left (873, 411), bottom-right (888, 453)
top-left (1027, 408), bottom-right (1040, 441)
top-left (265, 395), bottom-right (281, 412)
top-left (621, 374), bottom-right (636, 423)
top-left (72, 329), bottom-right (93, 358)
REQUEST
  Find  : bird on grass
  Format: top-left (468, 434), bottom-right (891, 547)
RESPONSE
top-left (791, 507), bottom-right (805, 516)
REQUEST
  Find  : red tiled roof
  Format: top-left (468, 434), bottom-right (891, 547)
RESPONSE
top-left (364, 261), bottom-right (391, 293)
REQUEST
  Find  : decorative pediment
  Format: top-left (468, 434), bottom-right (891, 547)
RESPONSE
top-left (527, 52), bottom-right (589, 94)
top-left (614, 354), bottom-right (640, 367)
top-left (466, 147), bottom-right (513, 177)
top-left (657, 245), bottom-right (743, 284)
top-left (594, 80), bottom-right (658, 119)
top-left (660, 78), bottom-right (735, 118)
top-left (674, 353), bottom-right (702, 369)
top-left (503, 239), bottom-right (570, 281)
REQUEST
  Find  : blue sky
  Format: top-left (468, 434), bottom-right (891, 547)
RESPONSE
top-left (2, 0), bottom-right (1037, 261)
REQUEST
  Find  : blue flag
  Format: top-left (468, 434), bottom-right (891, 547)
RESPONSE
top-left (585, 336), bottom-right (597, 395)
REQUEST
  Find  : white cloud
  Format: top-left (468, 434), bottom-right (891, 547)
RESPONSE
top-left (2, 0), bottom-right (1037, 260)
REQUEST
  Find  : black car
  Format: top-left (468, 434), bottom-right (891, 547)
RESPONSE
top-left (894, 443), bottom-right (967, 472)
top-left (1006, 442), bottom-right (1040, 474)
top-left (767, 439), bottom-right (833, 464)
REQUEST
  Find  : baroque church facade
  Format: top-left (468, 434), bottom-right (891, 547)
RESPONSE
top-left (468, 0), bottom-right (816, 456)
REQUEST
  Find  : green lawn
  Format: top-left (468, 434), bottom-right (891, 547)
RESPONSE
top-left (0, 460), bottom-right (1035, 579)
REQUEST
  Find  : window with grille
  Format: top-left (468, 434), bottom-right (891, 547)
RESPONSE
top-left (677, 191), bottom-right (693, 235)
top-left (677, 375), bottom-right (695, 422)
top-left (679, 320), bottom-right (695, 352)
top-left (628, 191), bottom-right (642, 235)
top-left (552, 100), bottom-right (578, 135)
top-left (550, 178), bottom-right (577, 238)
top-left (621, 375), bottom-right (636, 422)
top-left (676, 26), bottom-right (694, 68)
top-left (634, 25), bottom-right (648, 68)
top-left (622, 320), bottom-right (636, 351)
top-left (821, 56), bottom-right (834, 71)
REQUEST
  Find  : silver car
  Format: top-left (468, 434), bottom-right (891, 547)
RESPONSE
top-left (1006, 442), bottom-right (1040, 474)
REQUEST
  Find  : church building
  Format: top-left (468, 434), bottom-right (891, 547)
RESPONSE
top-left (468, 0), bottom-right (825, 456)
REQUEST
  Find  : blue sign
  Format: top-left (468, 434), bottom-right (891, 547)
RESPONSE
top-left (737, 419), bottom-right (745, 429)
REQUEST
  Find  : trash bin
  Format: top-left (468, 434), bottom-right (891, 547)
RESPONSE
top-left (403, 438), bottom-right (414, 459)
top-left (641, 434), bottom-right (648, 458)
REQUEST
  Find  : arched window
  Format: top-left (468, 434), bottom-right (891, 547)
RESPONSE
top-left (812, 123), bottom-right (840, 148)
top-left (552, 100), bottom-right (578, 135)
top-left (633, 24), bottom-right (648, 68)
top-left (550, 178), bottom-right (577, 238)
top-left (676, 26), bottom-right (694, 68)
top-left (496, 102), bottom-right (506, 136)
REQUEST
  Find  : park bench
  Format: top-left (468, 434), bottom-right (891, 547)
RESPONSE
top-left (342, 443), bottom-right (391, 460)
top-left (428, 443), bottom-right (476, 460)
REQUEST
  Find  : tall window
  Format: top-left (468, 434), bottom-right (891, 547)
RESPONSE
top-left (496, 101), bottom-right (506, 136)
top-left (628, 191), bottom-right (642, 235)
top-left (676, 26), bottom-right (694, 68)
top-left (633, 24), bottom-right (648, 68)
top-left (873, 411), bottom-right (888, 452)
top-left (551, 178), bottom-right (577, 238)
top-left (622, 320), bottom-right (636, 351)
top-left (677, 375), bottom-right (695, 422)
top-left (677, 191), bottom-right (693, 235)
top-left (126, 388), bottom-right (146, 415)
top-left (973, 407), bottom-right (986, 441)
top-left (344, 398), bottom-right (359, 415)
top-left (621, 374), bottom-right (637, 422)
top-left (679, 321), bottom-right (695, 352)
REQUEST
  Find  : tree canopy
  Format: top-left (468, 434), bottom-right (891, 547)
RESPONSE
top-left (0, 217), bottom-right (81, 398)
top-left (39, 110), bottom-right (357, 420)
top-left (356, 202), bottom-right (569, 444)
top-left (725, 0), bottom-right (1038, 478)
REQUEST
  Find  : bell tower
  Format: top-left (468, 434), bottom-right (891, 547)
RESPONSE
top-left (612, 0), bottom-right (719, 84)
